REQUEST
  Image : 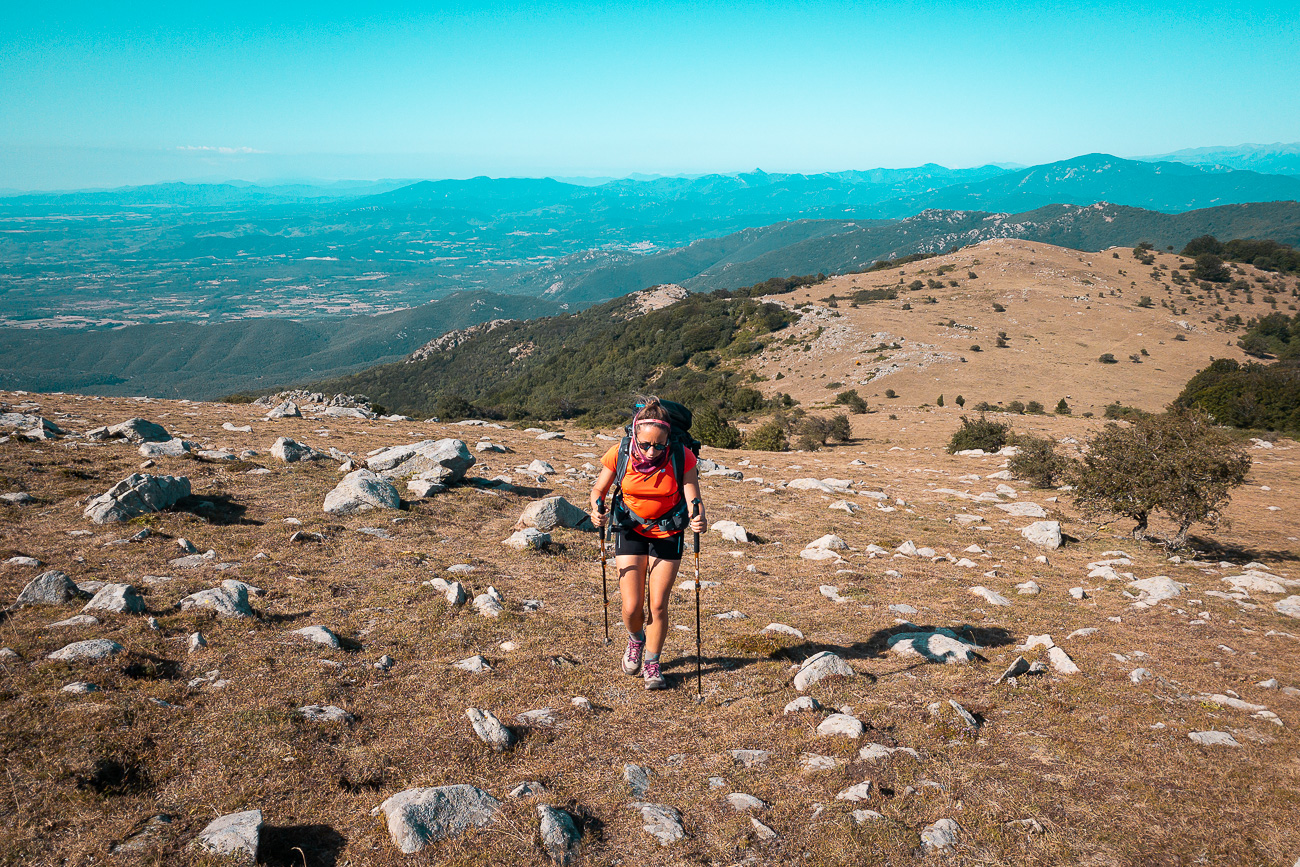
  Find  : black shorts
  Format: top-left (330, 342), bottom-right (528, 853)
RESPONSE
top-left (613, 528), bottom-right (684, 561)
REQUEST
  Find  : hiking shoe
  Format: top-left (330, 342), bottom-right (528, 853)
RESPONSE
top-left (622, 635), bottom-right (645, 675)
top-left (643, 660), bottom-right (667, 690)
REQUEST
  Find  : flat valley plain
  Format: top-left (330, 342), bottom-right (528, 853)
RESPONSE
top-left (0, 382), bottom-right (1297, 866)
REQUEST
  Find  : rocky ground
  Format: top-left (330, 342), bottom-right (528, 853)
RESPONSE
top-left (0, 390), bottom-right (1298, 866)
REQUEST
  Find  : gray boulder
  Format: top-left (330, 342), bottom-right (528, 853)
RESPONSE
top-left (375, 785), bottom-right (501, 854)
top-left (138, 439), bottom-right (192, 458)
top-left (299, 704), bottom-right (355, 723)
top-left (1020, 521), bottom-right (1062, 549)
top-left (793, 651), bottom-right (856, 692)
top-left (265, 400), bottom-right (301, 419)
top-left (190, 809), bottom-right (262, 863)
top-left (996, 502), bottom-right (1048, 518)
top-left (922, 818), bottom-right (960, 851)
top-left (630, 803), bottom-right (685, 845)
top-left (466, 708), bottom-right (515, 751)
top-left (537, 805), bottom-right (581, 865)
top-left (83, 583), bottom-right (146, 615)
top-left (514, 496), bottom-right (594, 532)
top-left (107, 418), bottom-right (170, 443)
top-left (47, 639), bottom-right (124, 662)
top-left (711, 520), bottom-right (749, 543)
top-left (1274, 595), bottom-right (1300, 619)
top-left (270, 437), bottom-right (326, 463)
top-left (16, 570), bottom-right (86, 606)
top-left (502, 528), bottom-right (551, 550)
top-left (323, 469), bottom-right (401, 516)
top-left (292, 625), bottom-right (341, 648)
top-left (366, 439), bottom-right (475, 482)
top-left (1, 492), bottom-right (34, 505)
top-left (84, 473), bottom-right (191, 524)
top-left (888, 627), bottom-right (982, 664)
top-left (179, 580), bottom-right (256, 618)
top-left (624, 764), bottom-right (651, 796)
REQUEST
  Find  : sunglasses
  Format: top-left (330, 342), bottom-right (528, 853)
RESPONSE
top-left (636, 441), bottom-right (668, 452)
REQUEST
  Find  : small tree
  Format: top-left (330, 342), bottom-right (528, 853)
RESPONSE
top-left (884, 388), bottom-right (897, 399)
top-left (746, 418), bottom-right (788, 451)
top-left (794, 416), bottom-right (831, 451)
top-left (1098, 353), bottom-right (1118, 364)
top-left (827, 414), bottom-right (852, 443)
top-left (947, 414), bottom-right (1012, 454)
top-left (1026, 400), bottom-right (1045, 414)
top-left (1009, 434), bottom-right (1069, 488)
top-left (835, 389), bottom-right (868, 414)
top-left (1069, 408), bottom-right (1251, 547)
top-left (1055, 398), bottom-right (1071, 415)
top-left (693, 404), bottom-right (743, 449)
top-left (955, 395), bottom-right (965, 407)
top-left (936, 394), bottom-right (945, 407)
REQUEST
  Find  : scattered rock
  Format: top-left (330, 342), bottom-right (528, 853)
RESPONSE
top-left (537, 805), bottom-right (581, 864)
top-left (291, 625), bottom-right (341, 649)
top-left (265, 401), bottom-right (301, 419)
top-left (922, 818), bottom-right (961, 851)
top-left (138, 439), bottom-right (192, 458)
top-left (368, 439), bottom-right (475, 482)
top-left (47, 639), bottom-right (124, 662)
top-left (107, 418), bottom-right (170, 443)
top-left (1188, 731), bottom-right (1240, 747)
top-left (835, 781), bottom-right (872, 802)
top-left (750, 817), bottom-right (778, 841)
top-left (84, 473), bottom-right (191, 524)
top-left (180, 580), bottom-right (257, 618)
top-left (188, 632), bottom-right (206, 653)
top-left (466, 708), bottom-right (515, 750)
top-left (1019, 521), bottom-right (1062, 549)
top-left (515, 496), bottom-right (594, 532)
top-left (16, 570), bottom-right (86, 606)
top-left (323, 469), bottom-right (401, 515)
top-left (190, 809), bottom-right (262, 863)
top-left (817, 713), bottom-right (865, 738)
top-left (455, 655), bottom-right (492, 673)
top-left (793, 651), bottom-right (856, 692)
top-left (0, 492), bottom-right (34, 505)
top-left (1275, 596), bottom-right (1300, 619)
top-left (5, 555), bottom-right (42, 567)
top-left (270, 437), bottom-right (326, 463)
top-left (996, 502), bottom-right (1048, 518)
top-left (969, 586), bottom-right (1011, 606)
top-left (1129, 576), bottom-right (1187, 607)
top-left (82, 583), bottom-right (145, 615)
top-left (807, 534), bottom-right (848, 551)
top-left (474, 587), bottom-right (505, 617)
top-left (888, 628), bottom-right (982, 664)
top-left (1048, 647), bottom-right (1081, 674)
top-left (1015, 580), bottom-right (1041, 596)
top-left (502, 528), bottom-right (551, 550)
top-left (47, 614), bottom-right (100, 628)
top-left (829, 500), bottom-right (859, 515)
top-left (375, 785), bottom-right (501, 853)
top-left (61, 681), bottom-right (99, 694)
top-left (858, 743), bottom-right (920, 761)
top-left (711, 520), bottom-right (749, 543)
top-left (624, 764), bottom-right (651, 797)
top-left (763, 623), bottom-right (804, 639)
top-left (629, 803), bottom-right (685, 846)
top-left (996, 656), bottom-right (1031, 684)
top-left (729, 749), bottom-right (770, 768)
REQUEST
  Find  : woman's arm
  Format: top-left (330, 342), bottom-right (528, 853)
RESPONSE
top-left (682, 465), bottom-right (706, 534)
top-left (589, 465), bottom-right (616, 527)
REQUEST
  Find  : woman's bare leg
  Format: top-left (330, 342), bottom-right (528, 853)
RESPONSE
top-left (617, 554), bottom-right (648, 634)
top-left (643, 556), bottom-right (683, 658)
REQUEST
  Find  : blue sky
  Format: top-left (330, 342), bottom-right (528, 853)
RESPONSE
top-left (2, 0), bottom-right (1298, 188)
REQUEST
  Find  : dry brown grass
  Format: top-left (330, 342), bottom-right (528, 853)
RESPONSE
top-left (2, 260), bottom-right (1300, 866)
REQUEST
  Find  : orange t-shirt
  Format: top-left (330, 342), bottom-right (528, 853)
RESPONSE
top-left (602, 442), bottom-right (697, 538)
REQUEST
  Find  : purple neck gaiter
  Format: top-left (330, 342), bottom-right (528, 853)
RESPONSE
top-left (629, 411), bottom-right (671, 473)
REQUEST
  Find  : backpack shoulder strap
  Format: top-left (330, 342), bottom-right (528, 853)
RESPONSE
top-left (670, 442), bottom-right (686, 498)
top-left (613, 437), bottom-right (632, 489)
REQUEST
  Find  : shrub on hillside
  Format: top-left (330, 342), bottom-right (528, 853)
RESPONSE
top-left (826, 414), bottom-right (852, 443)
top-left (1103, 402), bottom-right (1150, 421)
top-left (1174, 357), bottom-right (1300, 432)
top-left (1099, 353), bottom-right (1118, 364)
top-left (1008, 434), bottom-right (1069, 488)
top-left (835, 389), bottom-right (868, 413)
top-left (746, 418), bottom-right (788, 451)
top-left (1069, 408), bottom-right (1251, 546)
top-left (794, 416), bottom-right (830, 451)
top-left (1055, 398), bottom-right (1071, 415)
top-left (946, 414), bottom-right (1012, 454)
top-left (694, 404), bottom-right (743, 449)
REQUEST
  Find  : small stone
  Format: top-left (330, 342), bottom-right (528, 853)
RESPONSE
top-left (466, 708), bottom-right (515, 751)
top-left (376, 655), bottom-right (395, 670)
top-left (817, 713), bottom-right (865, 738)
top-left (969, 585), bottom-right (1011, 606)
top-left (887, 628), bottom-right (982, 664)
top-left (730, 749), bottom-right (770, 768)
top-left (83, 583), bottom-right (146, 615)
top-left (375, 785), bottom-right (501, 853)
top-left (455, 655), bottom-right (492, 673)
top-left (188, 632), bottom-right (206, 653)
top-left (1188, 731), bottom-right (1240, 747)
top-left (763, 622), bottom-right (804, 639)
top-left (190, 809), bottom-right (262, 863)
top-left (996, 656), bottom-right (1031, 684)
top-left (727, 792), bottom-right (765, 811)
top-left (16, 570), bottom-right (86, 606)
top-left (299, 704), bottom-right (355, 723)
top-left (502, 528), bottom-right (551, 550)
top-left (1015, 581), bottom-right (1041, 596)
top-left (1069, 586), bottom-right (1088, 600)
top-left (1048, 646), bottom-right (1081, 674)
top-left (784, 696), bottom-right (821, 714)
top-left (835, 781), bottom-right (872, 802)
top-left (624, 764), bottom-right (651, 797)
top-left (571, 696), bottom-right (592, 711)
top-left (291, 625), bottom-right (341, 649)
top-left (510, 781), bottom-right (546, 798)
top-left (793, 651), bottom-right (855, 691)
top-left (61, 681), bottom-right (99, 694)
top-left (629, 803), bottom-right (685, 846)
top-left (852, 809), bottom-right (885, 823)
top-left (1019, 520), bottom-right (1062, 549)
top-left (921, 817), bottom-right (961, 851)
top-left (750, 817), bottom-right (778, 840)
top-left (537, 805), bottom-right (581, 864)
top-left (47, 639), bottom-right (124, 662)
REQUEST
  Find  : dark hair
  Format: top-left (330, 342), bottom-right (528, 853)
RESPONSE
top-left (636, 396), bottom-right (670, 426)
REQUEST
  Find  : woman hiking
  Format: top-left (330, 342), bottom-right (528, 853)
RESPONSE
top-left (589, 397), bottom-right (706, 690)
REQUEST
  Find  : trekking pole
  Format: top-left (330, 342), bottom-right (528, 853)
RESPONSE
top-left (693, 507), bottom-right (702, 698)
top-left (598, 498), bottom-right (609, 645)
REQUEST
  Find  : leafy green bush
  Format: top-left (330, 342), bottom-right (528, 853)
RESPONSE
top-left (946, 414), bottom-right (1011, 453)
top-left (1099, 353), bottom-right (1118, 364)
top-left (1237, 311), bottom-right (1300, 359)
top-left (827, 414), bottom-right (852, 443)
top-left (1174, 357), bottom-right (1300, 432)
top-left (1006, 400), bottom-right (1026, 414)
top-left (794, 416), bottom-right (830, 451)
top-left (1070, 408), bottom-right (1251, 546)
top-left (884, 389), bottom-right (897, 399)
top-left (746, 418), bottom-right (788, 451)
top-left (1026, 400), bottom-right (1045, 414)
top-left (1103, 402), bottom-right (1150, 421)
top-left (1009, 434), bottom-right (1069, 488)
top-left (1055, 398), bottom-right (1071, 415)
top-left (835, 389), bottom-right (868, 413)
top-left (693, 404), bottom-right (744, 449)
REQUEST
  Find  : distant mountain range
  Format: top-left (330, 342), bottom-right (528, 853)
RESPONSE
top-left (1137, 142), bottom-right (1300, 177)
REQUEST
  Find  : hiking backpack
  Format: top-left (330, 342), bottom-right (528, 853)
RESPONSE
top-left (608, 399), bottom-right (702, 535)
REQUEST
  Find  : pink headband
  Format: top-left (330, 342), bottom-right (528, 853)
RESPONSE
top-left (636, 418), bottom-right (670, 430)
